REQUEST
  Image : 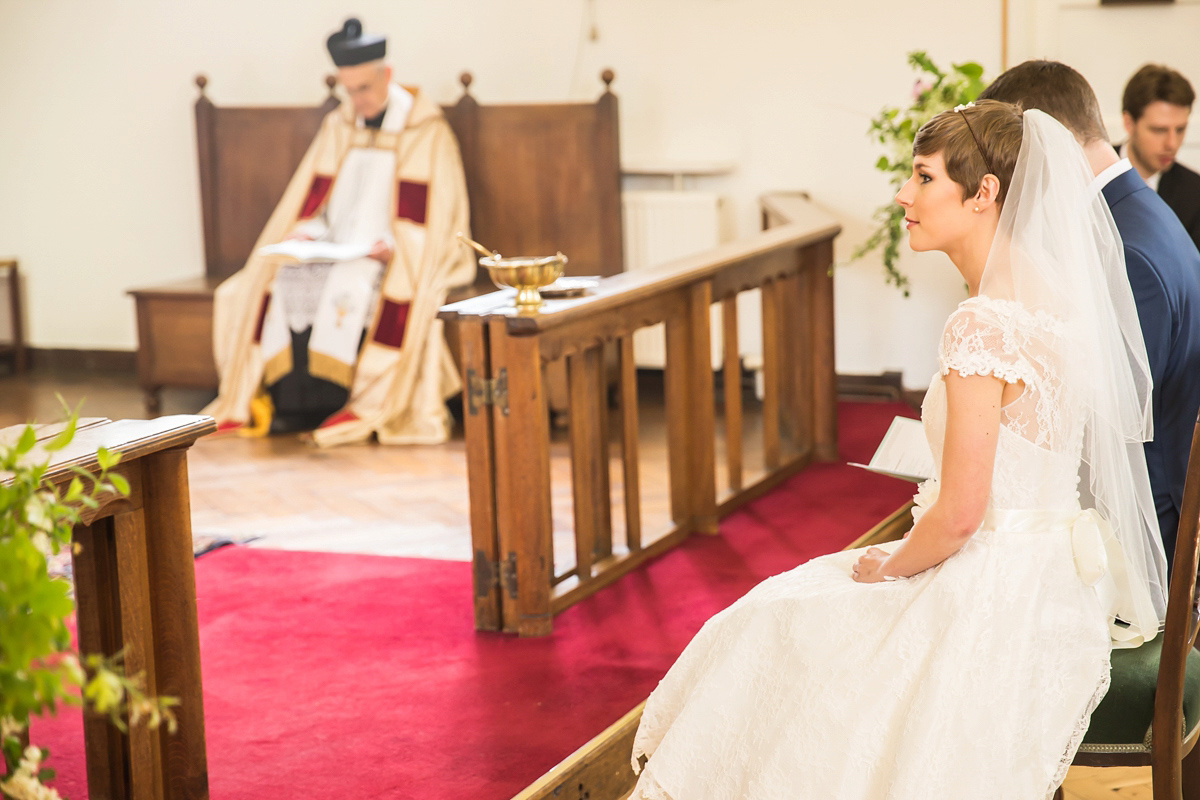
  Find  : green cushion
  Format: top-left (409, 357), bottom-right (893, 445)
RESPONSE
top-left (1082, 638), bottom-right (1200, 750)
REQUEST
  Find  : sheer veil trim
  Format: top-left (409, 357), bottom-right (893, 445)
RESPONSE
top-left (981, 109), bottom-right (1168, 640)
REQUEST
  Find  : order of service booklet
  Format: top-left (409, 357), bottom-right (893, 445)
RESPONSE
top-left (848, 416), bottom-right (934, 483)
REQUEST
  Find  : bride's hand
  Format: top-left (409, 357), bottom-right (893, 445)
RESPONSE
top-left (851, 547), bottom-right (892, 583)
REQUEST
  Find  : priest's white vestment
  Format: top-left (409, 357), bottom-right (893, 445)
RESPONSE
top-left (203, 83), bottom-right (474, 446)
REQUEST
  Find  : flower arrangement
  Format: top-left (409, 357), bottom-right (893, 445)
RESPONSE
top-left (1, 412), bottom-right (176, 800)
top-left (853, 51), bottom-right (987, 295)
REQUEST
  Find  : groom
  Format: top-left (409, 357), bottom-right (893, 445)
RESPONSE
top-left (980, 61), bottom-right (1200, 565)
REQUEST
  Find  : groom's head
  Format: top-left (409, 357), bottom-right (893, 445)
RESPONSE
top-left (979, 60), bottom-right (1109, 145)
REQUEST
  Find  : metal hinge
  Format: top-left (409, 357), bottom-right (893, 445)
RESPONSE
top-left (473, 550), bottom-right (518, 600)
top-left (466, 368), bottom-right (508, 416)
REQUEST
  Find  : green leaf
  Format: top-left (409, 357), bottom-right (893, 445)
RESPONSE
top-left (875, 155), bottom-right (890, 171)
top-left (64, 477), bottom-right (84, 503)
top-left (43, 416), bottom-right (78, 453)
top-left (952, 61), bottom-right (985, 80)
top-left (108, 473), bottom-right (130, 497)
top-left (15, 425), bottom-right (37, 456)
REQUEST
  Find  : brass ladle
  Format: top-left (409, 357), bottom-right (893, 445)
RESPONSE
top-left (457, 232), bottom-right (500, 260)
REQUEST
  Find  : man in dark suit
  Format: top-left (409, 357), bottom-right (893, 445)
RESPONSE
top-left (981, 60), bottom-right (1200, 564)
top-left (1121, 64), bottom-right (1200, 253)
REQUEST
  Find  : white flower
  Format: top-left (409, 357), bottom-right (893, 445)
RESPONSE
top-left (0, 746), bottom-right (63, 800)
top-left (954, 102), bottom-right (975, 112)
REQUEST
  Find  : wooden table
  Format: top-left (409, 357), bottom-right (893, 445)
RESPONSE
top-left (5, 415), bottom-right (217, 800)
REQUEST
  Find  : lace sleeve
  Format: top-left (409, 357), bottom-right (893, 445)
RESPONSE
top-left (939, 298), bottom-right (1035, 385)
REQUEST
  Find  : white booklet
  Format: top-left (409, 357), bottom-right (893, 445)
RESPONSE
top-left (849, 416), bottom-right (934, 483)
top-left (258, 240), bottom-right (373, 263)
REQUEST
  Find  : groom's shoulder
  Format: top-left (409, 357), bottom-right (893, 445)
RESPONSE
top-left (1106, 179), bottom-right (1200, 282)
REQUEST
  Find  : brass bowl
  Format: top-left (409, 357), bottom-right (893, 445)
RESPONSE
top-left (481, 252), bottom-right (568, 312)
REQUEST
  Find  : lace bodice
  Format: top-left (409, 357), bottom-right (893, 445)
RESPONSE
top-left (921, 296), bottom-right (1083, 512)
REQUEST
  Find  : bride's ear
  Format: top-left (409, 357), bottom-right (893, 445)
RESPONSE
top-left (973, 174), bottom-right (1001, 213)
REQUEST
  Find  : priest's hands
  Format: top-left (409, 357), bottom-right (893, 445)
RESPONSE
top-left (368, 239), bottom-right (393, 264)
top-left (851, 547), bottom-right (892, 583)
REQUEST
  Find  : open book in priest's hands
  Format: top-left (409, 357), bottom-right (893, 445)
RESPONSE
top-left (849, 416), bottom-right (934, 483)
top-left (257, 240), bottom-right (374, 263)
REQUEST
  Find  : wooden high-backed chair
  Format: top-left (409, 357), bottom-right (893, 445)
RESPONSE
top-left (1055, 413), bottom-right (1200, 799)
top-left (443, 70), bottom-right (623, 283)
top-left (129, 71), bottom-right (624, 414)
top-left (128, 75), bottom-right (339, 413)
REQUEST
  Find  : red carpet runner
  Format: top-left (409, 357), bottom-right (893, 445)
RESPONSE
top-left (33, 402), bottom-right (916, 799)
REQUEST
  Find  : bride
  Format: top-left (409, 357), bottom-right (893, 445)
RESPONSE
top-left (629, 101), bottom-right (1170, 800)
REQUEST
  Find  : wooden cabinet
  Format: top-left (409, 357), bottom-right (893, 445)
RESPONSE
top-left (128, 278), bottom-right (219, 413)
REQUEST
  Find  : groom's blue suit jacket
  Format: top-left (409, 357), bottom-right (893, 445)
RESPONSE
top-left (1103, 167), bottom-right (1200, 564)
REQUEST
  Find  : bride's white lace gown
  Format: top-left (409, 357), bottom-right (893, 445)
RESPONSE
top-left (630, 296), bottom-right (1111, 800)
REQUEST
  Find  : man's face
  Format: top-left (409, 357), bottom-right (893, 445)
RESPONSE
top-left (338, 62), bottom-right (392, 120)
top-left (1124, 100), bottom-right (1191, 174)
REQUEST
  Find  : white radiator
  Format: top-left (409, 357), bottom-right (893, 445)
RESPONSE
top-left (624, 190), bottom-right (721, 368)
top-left (622, 190), bottom-right (761, 372)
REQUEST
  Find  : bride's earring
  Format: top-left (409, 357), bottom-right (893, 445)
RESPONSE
top-left (974, 207), bottom-right (980, 212)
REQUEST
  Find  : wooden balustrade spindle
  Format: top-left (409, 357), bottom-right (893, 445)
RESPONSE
top-left (793, 258), bottom-right (816, 454)
top-left (810, 239), bottom-right (839, 460)
top-left (761, 278), bottom-right (782, 470)
top-left (664, 312), bottom-right (693, 528)
top-left (722, 295), bottom-right (743, 492)
top-left (687, 282), bottom-right (719, 534)
top-left (618, 336), bottom-right (642, 552)
top-left (568, 345), bottom-right (613, 580)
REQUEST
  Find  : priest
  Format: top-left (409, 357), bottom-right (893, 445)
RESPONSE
top-left (204, 17), bottom-right (475, 446)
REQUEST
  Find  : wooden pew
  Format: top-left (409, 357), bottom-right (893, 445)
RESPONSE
top-left (3, 415), bottom-right (216, 800)
top-left (439, 195), bottom-right (842, 636)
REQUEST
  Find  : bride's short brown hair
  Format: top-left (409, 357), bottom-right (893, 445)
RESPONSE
top-left (913, 99), bottom-right (1024, 204)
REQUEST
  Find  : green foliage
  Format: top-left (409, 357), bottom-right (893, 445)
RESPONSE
top-left (0, 408), bottom-right (176, 799)
top-left (852, 51), bottom-right (987, 295)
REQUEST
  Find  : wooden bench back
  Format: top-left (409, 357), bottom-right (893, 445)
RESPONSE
top-left (443, 70), bottom-right (624, 279)
top-left (194, 75), bottom-right (340, 282)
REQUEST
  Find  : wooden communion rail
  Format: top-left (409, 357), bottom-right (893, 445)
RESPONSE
top-left (439, 195), bottom-right (841, 636)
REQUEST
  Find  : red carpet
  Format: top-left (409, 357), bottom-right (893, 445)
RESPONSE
top-left (32, 402), bottom-right (916, 800)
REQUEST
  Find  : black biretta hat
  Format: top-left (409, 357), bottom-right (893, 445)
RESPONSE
top-left (326, 18), bottom-right (386, 67)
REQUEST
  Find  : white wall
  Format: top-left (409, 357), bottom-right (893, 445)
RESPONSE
top-left (0, 0), bottom-right (1192, 388)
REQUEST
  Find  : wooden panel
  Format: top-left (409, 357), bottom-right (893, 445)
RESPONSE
top-left (489, 318), bottom-right (554, 637)
top-left (113, 503), bottom-right (164, 800)
top-left (459, 320), bottom-right (502, 631)
top-left (141, 448), bottom-right (210, 800)
top-left (444, 71), bottom-right (623, 280)
top-left (141, 297), bottom-right (218, 385)
top-left (72, 517), bottom-right (130, 800)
